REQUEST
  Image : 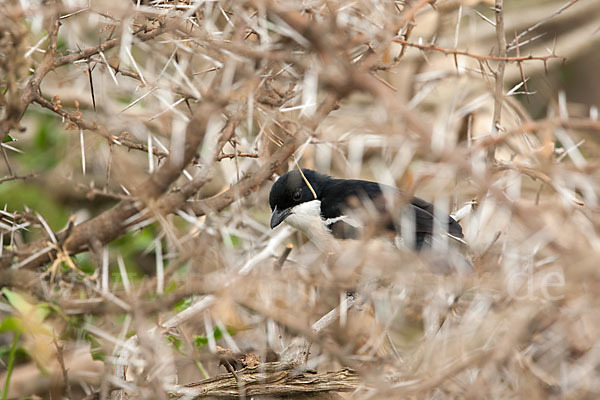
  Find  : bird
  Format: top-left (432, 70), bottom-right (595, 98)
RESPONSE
top-left (269, 168), bottom-right (464, 250)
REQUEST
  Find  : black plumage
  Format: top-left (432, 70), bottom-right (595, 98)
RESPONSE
top-left (269, 169), bottom-right (463, 249)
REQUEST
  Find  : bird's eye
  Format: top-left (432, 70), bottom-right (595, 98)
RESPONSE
top-left (293, 189), bottom-right (302, 201)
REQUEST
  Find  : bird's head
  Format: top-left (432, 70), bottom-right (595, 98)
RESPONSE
top-left (268, 169), bottom-right (329, 229)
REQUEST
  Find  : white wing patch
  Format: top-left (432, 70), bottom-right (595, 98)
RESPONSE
top-left (324, 215), bottom-right (363, 228)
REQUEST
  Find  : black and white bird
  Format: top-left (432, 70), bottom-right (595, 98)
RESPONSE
top-left (269, 169), bottom-right (464, 250)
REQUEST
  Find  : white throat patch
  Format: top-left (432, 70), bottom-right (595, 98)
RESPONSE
top-left (285, 200), bottom-right (336, 250)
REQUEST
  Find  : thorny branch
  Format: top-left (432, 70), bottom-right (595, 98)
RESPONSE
top-left (1, 102), bottom-right (220, 269)
top-left (391, 39), bottom-right (564, 64)
top-left (489, 0), bottom-right (508, 164)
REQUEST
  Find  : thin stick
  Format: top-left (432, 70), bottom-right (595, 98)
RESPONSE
top-left (2, 332), bottom-right (20, 400)
top-left (488, 0), bottom-right (508, 164)
top-left (295, 157), bottom-right (317, 199)
top-left (53, 337), bottom-right (73, 399)
top-left (392, 39), bottom-right (563, 64)
top-left (274, 243), bottom-right (293, 269)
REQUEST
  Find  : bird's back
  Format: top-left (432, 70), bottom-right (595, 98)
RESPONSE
top-left (319, 178), bottom-right (463, 249)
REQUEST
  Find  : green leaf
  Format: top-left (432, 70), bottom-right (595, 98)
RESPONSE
top-left (193, 326), bottom-right (237, 351)
top-left (41, 302), bottom-right (66, 320)
top-left (75, 253), bottom-right (95, 275)
top-left (168, 335), bottom-right (184, 354)
top-left (173, 296), bottom-right (193, 313)
top-left (228, 234), bottom-right (242, 248)
top-left (85, 334), bottom-right (105, 361)
top-left (2, 134), bottom-right (14, 143)
top-left (3, 331), bottom-right (20, 400)
top-left (0, 317), bottom-right (23, 333)
top-left (30, 306), bottom-right (51, 324)
top-left (2, 289), bottom-right (33, 315)
top-left (2, 289), bottom-right (51, 323)
top-left (164, 280), bottom-right (178, 294)
top-left (193, 335), bottom-right (208, 350)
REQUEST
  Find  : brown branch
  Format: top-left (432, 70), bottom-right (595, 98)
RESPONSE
top-left (65, 102), bottom-right (215, 248)
top-left (4, 15), bottom-right (170, 144)
top-left (1, 103), bottom-right (217, 270)
top-left (179, 363), bottom-right (360, 399)
top-left (0, 173), bottom-right (37, 184)
top-left (0, 269), bottom-right (44, 298)
top-left (35, 94), bottom-right (250, 167)
top-left (3, 92), bottom-right (252, 272)
top-left (56, 279), bottom-right (210, 315)
top-left (0, 4), bottom-right (30, 140)
top-left (1, 4), bottom-right (60, 141)
top-left (392, 39), bottom-right (564, 64)
top-left (514, 32), bottom-right (530, 102)
top-left (188, 137), bottom-right (296, 216)
top-left (480, 117), bottom-right (600, 148)
top-left (217, 152), bottom-right (259, 161)
top-left (33, 95), bottom-right (169, 159)
top-left (19, 7), bottom-right (61, 108)
top-left (53, 338), bottom-right (73, 400)
top-left (52, 24), bottom-right (169, 69)
top-left (274, 243), bottom-right (293, 269)
top-left (488, 0), bottom-right (508, 164)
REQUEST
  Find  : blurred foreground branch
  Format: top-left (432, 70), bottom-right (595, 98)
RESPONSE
top-left (179, 363), bottom-right (359, 399)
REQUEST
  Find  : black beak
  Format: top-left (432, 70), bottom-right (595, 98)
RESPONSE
top-left (270, 206), bottom-right (292, 229)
